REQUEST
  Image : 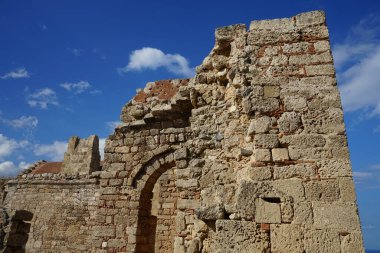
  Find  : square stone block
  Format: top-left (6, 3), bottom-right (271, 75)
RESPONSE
top-left (272, 148), bottom-right (289, 162)
top-left (255, 198), bottom-right (281, 223)
top-left (253, 149), bottom-right (271, 162)
top-left (270, 224), bottom-right (304, 253)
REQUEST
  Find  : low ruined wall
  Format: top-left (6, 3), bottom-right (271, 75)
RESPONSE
top-left (2, 176), bottom-right (99, 252)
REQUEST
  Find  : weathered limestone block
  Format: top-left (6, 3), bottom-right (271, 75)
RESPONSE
top-left (272, 179), bottom-right (305, 201)
top-left (304, 229), bottom-right (341, 253)
top-left (236, 180), bottom-right (290, 220)
top-left (277, 112), bottom-right (301, 133)
top-left (270, 224), bottom-right (304, 253)
top-left (62, 135), bottom-right (100, 175)
top-left (254, 134), bottom-right (279, 149)
top-left (263, 86), bottom-right (280, 98)
top-left (339, 177), bottom-right (357, 202)
top-left (313, 202), bottom-right (361, 230)
top-left (317, 159), bottom-right (353, 177)
top-left (280, 134), bottom-right (326, 148)
top-left (293, 202), bottom-right (313, 225)
top-left (250, 17), bottom-right (294, 31)
top-left (271, 148), bottom-right (289, 162)
top-left (212, 220), bottom-right (270, 253)
top-left (247, 116), bottom-right (271, 135)
top-left (284, 95), bottom-right (307, 111)
top-left (252, 149), bottom-right (271, 162)
top-left (295, 10), bottom-right (325, 27)
top-left (177, 199), bottom-right (200, 211)
top-left (195, 204), bottom-right (225, 221)
top-left (243, 97), bottom-right (280, 114)
top-left (273, 164), bottom-right (316, 180)
top-left (255, 198), bottom-right (281, 223)
top-left (304, 180), bottom-right (340, 201)
top-left (241, 166), bottom-right (272, 181)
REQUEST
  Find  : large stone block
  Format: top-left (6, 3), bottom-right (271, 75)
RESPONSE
top-left (293, 202), bottom-right (313, 225)
top-left (252, 149), bottom-right (272, 162)
top-left (255, 198), bottom-right (281, 223)
top-left (313, 202), bottom-right (361, 230)
top-left (212, 220), bottom-right (270, 253)
top-left (295, 10), bottom-right (325, 27)
top-left (247, 116), bottom-right (271, 135)
top-left (304, 180), bottom-right (340, 201)
top-left (272, 179), bottom-right (305, 201)
top-left (304, 229), bottom-right (340, 253)
top-left (271, 148), bottom-right (289, 162)
top-left (254, 134), bottom-right (279, 149)
top-left (195, 204), bottom-right (225, 221)
top-left (277, 112), bottom-right (301, 133)
top-left (273, 164), bottom-right (316, 180)
top-left (270, 224), bottom-right (304, 253)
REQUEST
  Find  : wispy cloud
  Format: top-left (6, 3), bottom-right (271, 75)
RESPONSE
top-left (0, 115), bottom-right (38, 129)
top-left (34, 141), bottom-right (67, 161)
top-left (353, 164), bottom-right (380, 189)
top-left (334, 14), bottom-right (380, 116)
top-left (72, 48), bottom-right (83, 56)
top-left (0, 134), bottom-right (29, 161)
top-left (118, 47), bottom-right (195, 77)
top-left (1, 68), bottom-right (30, 79)
top-left (60, 80), bottom-right (91, 94)
top-left (26, 88), bottom-right (59, 109)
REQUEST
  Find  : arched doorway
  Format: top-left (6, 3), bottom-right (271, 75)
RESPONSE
top-left (134, 159), bottom-right (179, 253)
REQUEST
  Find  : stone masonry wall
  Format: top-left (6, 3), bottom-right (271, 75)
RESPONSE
top-left (0, 10), bottom-right (364, 253)
top-left (2, 176), bottom-right (99, 252)
top-left (62, 135), bottom-right (101, 175)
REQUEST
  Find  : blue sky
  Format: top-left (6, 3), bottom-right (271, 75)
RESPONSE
top-left (0, 0), bottom-right (379, 249)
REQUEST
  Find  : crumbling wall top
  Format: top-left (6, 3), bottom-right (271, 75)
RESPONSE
top-left (61, 135), bottom-right (100, 175)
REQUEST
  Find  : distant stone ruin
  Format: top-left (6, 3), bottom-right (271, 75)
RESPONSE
top-left (0, 10), bottom-right (364, 253)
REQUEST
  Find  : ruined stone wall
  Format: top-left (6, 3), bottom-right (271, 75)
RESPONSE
top-left (62, 135), bottom-right (101, 175)
top-left (0, 10), bottom-right (364, 253)
top-left (96, 10), bottom-right (364, 252)
top-left (1, 176), bottom-right (99, 252)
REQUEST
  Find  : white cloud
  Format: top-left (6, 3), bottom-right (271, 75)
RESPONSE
top-left (118, 47), bottom-right (195, 77)
top-left (27, 88), bottom-right (59, 109)
top-left (34, 141), bottom-right (67, 161)
top-left (99, 138), bottom-right (106, 159)
top-left (0, 161), bottom-right (28, 177)
top-left (106, 121), bottom-right (120, 132)
top-left (1, 68), bottom-right (30, 79)
top-left (339, 47), bottom-right (380, 114)
top-left (0, 134), bottom-right (29, 161)
top-left (60, 80), bottom-right (91, 94)
top-left (42, 24), bottom-right (48, 30)
top-left (1, 115), bottom-right (38, 129)
top-left (334, 15), bottom-right (380, 115)
top-left (18, 161), bottom-right (30, 170)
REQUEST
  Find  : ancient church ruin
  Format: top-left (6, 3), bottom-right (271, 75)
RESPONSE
top-left (0, 10), bottom-right (364, 252)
